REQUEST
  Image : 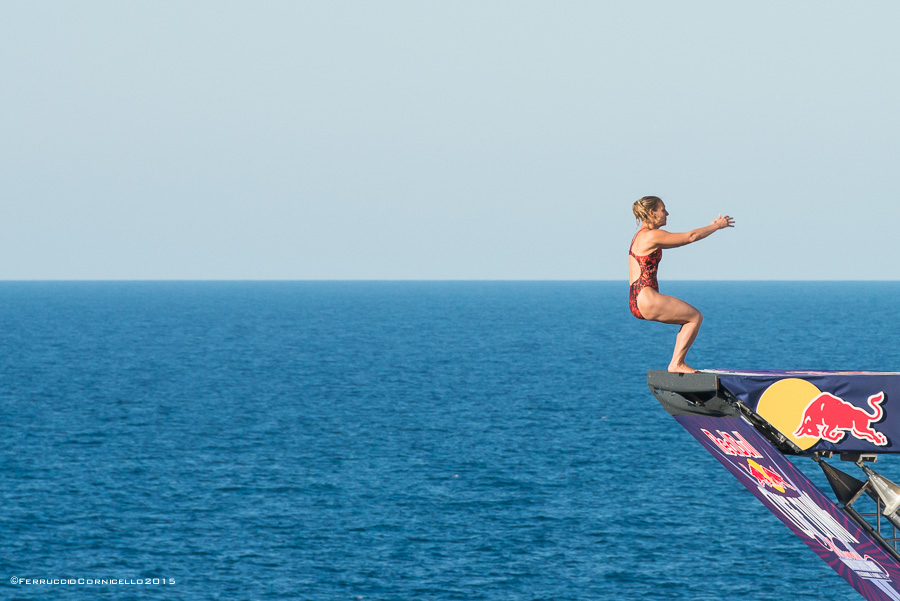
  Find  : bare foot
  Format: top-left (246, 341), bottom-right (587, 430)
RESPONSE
top-left (668, 362), bottom-right (699, 374)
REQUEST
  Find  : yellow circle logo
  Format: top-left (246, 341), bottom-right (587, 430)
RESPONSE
top-left (756, 378), bottom-right (822, 450)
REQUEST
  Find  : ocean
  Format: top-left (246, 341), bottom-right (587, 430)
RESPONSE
top-left (3, 281), bottom-right (900, 600)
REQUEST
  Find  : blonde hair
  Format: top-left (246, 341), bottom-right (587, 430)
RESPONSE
top-left (632, 196), bottom-right (662, 225)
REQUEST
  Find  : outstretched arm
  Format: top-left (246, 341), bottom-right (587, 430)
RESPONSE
top-left (645, 214), bottom-right (734, 250)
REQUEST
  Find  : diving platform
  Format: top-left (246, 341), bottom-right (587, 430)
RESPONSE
top-left (649, 369), bottom-right (900, 601)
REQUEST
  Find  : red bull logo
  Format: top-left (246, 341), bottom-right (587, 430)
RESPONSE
top-left (794, 391), bottom-right (888, 446)
top-left (745, 459), bottom-right (794, 493)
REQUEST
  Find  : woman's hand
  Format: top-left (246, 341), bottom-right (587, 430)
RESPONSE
top-left (713, 214), bottom-right (735, 229)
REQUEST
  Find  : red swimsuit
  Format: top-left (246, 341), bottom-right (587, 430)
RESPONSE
top-left (628, 228), bottom-right (661, 320)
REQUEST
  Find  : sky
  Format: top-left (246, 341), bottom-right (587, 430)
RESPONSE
top-left (2, 1), bottom-right (899, 280)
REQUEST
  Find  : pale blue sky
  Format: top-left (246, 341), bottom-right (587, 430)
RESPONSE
top-left (2, 1), bottom-right (899, 280)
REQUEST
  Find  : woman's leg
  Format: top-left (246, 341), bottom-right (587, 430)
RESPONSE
top-left (669, 312), bottom-right (702, 373)
top-left (636, 290), bottom-right (703, 373)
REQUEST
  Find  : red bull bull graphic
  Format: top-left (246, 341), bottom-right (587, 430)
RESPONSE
top-left (794, 391), bottom-right (888, 446)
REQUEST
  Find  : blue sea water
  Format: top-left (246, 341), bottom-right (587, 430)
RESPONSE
top-left (3, 281), bottom-right (900, 601)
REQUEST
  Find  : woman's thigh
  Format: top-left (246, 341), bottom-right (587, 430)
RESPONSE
top-left (637, 289), bottom-right (701, 324)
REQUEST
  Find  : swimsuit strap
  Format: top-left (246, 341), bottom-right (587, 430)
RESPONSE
top-left (629, 227), bottom-right (648, 258)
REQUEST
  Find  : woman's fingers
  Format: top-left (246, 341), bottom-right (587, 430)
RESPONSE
top-left (713, 214), bottom-right (735, 228)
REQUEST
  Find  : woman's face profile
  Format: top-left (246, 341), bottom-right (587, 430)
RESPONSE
top-left (650, 203), bottom-right (669, 227)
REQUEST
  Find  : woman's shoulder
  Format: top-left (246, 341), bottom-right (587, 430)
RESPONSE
top-left (631, 227), bottom-right (656, 253)
top-left (637, 227), bottom-right (669, 243)
top-left (635, 227), bottom-right (678, 253)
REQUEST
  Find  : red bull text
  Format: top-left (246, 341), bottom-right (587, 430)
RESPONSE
top-left (701, 429), bottom-right (763, 458)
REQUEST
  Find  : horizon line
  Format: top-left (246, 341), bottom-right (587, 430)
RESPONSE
top-left (0, 279), bottom-right (898, 283)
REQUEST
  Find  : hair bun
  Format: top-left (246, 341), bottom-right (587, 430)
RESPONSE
top-left (633, 196), bottom-right (662, 224)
